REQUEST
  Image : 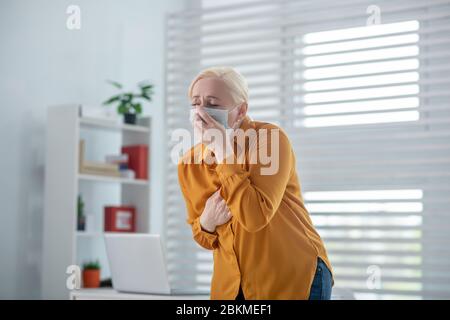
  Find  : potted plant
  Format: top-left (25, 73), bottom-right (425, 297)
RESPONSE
top-left (103, 80), bottom-right (154, 125)
top-left (82, 260), bottom-right (101, 288)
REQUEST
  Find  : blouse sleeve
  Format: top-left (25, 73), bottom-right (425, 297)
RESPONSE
top-left (178, 164), bottom-right (219, 250)
top-left (215, 125), bottom-right (293, 233)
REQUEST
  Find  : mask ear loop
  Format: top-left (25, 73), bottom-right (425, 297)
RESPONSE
top-left (230, 103), bottom-right (245, 130)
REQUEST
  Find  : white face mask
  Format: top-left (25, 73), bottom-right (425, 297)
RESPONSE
top-left (190, 104), bottom-right (240, 129)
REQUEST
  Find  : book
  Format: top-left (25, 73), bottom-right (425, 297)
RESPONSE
top-left (121, 145), bottom-right (148, 180)
top-left (80, 168), bottom-right (121, 177)
top-left (79, 140), bottom-right (121, 177)
top-left (105, 154), bottom-right (129, 164)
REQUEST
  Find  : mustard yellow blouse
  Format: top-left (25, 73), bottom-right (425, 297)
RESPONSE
top-left (177, 115), bottom-right (333, 299)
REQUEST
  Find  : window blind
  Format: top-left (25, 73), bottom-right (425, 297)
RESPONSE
top-left (164, 0), bottom-right (450, 299)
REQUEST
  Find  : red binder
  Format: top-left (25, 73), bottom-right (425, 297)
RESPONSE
top-left (121, 144), bottom-right (148, 180)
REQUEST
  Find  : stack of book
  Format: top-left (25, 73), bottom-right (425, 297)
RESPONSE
top-left (122, 145), bottom-right (148, 180)
top-left (79, 140), bottom-right (121, 177)
top-left (105, 154), bottom-right (135, 179)
top-left (105, 154), bottom-right (128, 169)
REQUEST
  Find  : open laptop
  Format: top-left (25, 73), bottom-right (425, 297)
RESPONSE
top-left (104, 233), bottom-right (209, 295)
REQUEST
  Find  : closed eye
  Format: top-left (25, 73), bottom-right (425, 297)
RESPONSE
top-left (191, 104), bottom-right (219, 107)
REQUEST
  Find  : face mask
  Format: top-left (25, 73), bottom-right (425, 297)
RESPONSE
top-left (190, 104), bottom-right (240, 129)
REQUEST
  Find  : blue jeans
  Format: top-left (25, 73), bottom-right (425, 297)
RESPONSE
top-left (308, 257), bottom-right (333, 300)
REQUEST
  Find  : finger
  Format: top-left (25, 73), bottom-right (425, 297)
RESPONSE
top-left (216, 200), bottom-right (226, 211)
top-left (194, 114), bottom-right (207, 128)
top-left (194, 122), bottom-right (205, 135)
top-left (220, 211), bottom-right (232, 221)
top-left (196, 108), bottom-right (213, 124)
top-left (222, 204), bottom-right (231, 216)
top-left (219, 207), bottom-right (230, 218)
top-left (198, 108), bottom-right (223, 129)
top-left (218, 198), bottom-right (227, 207)
top-left (194, 113), bottom-right (207, 126)
top-left (217, 196), bottom-right (227, 206)
top-left (193, 119), bottom-right (201, 128)
top-left (212, 192), bottom-right (222, 203)
top-left (219, 200), bottom-right (227, 210)
top-left (194, 119), bottom-right (211, 140)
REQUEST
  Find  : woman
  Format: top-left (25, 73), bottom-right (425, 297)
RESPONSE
top-left (177, 66), bottom-right (333, 300)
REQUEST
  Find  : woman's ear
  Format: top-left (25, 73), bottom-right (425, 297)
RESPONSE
top-left (237, 102), bottom-right (248, 117)
top-left (231, 104), bottom-right (246, 130)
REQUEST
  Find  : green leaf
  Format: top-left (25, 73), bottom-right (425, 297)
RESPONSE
top-left (133, 103), bottom-right (142, 114)
top-left (138, 80), bottom-right (153, 88)
top-left (140, 84), bottom-right (153, 90)
top-left (106, 80), bottom-right (123, 89)
top-left (83, 260), bottom-right (101, 270)
top-left (142, 86), bottom-right (153, 92)
top-left (117, 103), bottom-right (128, 115)
top-left (102, 94), bottom-right (122, 105)
top-left (104, 80), bottom-right (154, 116)
top-left (142, 89), bottom-right (154, 97)
top-left (139, 93), bottom-right (152, 101)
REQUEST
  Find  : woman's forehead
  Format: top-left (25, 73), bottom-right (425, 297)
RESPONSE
top-left (192, 77), bottom-right (227, 97)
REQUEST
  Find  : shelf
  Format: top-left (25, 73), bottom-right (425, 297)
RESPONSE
top-left (79, 116), bottom-right (150, 133)
top-left (43, 105), bottom-right (152, 299)
top-left (76, 231), bottom-right (102, 238)
top-left (78, 173), bottom-right (149, 186)
top-left (76, 231), bottom-right (143, 238)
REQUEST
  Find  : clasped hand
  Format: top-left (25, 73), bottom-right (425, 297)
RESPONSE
top-left (199, 190), bottom-right (232, 233)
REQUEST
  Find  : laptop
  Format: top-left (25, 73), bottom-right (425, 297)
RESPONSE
top-left (104, 233), bottom-right (209, 295)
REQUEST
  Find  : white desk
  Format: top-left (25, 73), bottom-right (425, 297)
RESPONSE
top-left (70, 287), bottom-right (354, 300)
top-left (70, 288), bottom-right (210, 300)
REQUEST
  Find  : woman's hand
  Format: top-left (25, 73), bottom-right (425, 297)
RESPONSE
top-left (193, 108), bottom-right (240, 163)
top-left (200, 189), bottom-right (232, 233)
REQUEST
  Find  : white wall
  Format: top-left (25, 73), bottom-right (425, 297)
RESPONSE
top-left (0, 0), bottom-right (187, 299)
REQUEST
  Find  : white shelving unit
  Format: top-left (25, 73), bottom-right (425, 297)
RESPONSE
top-left (42, 105), bottom-right (152, 299)
top-left (78, 173), bottom-right (149, 185)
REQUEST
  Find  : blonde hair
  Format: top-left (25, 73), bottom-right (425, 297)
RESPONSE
top-left (188, 66), bottom-right (249, 105)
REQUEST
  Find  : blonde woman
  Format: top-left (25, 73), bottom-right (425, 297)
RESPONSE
top-left (177, 66), bottom-right (333, 300)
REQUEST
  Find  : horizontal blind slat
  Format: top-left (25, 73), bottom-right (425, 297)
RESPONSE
top-left (165, 0), bottom-right (450, 299)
